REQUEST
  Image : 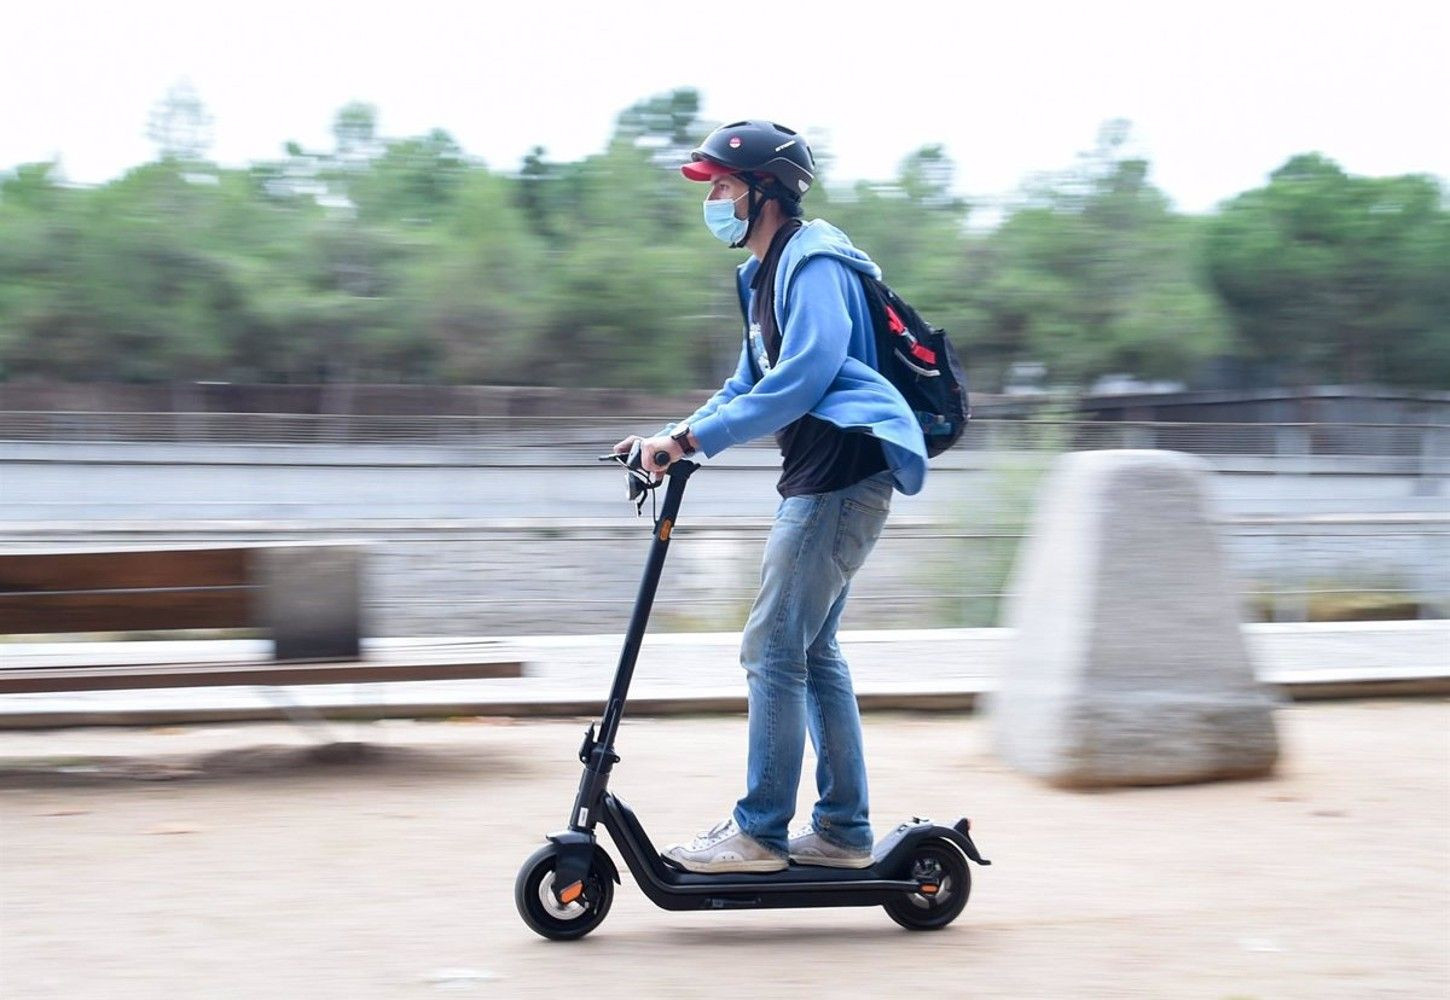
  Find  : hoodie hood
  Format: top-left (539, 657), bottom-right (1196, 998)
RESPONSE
top-left (719, 218), bottom-right (929, 495)
top-left (738, 219), bottom-right (882, 293)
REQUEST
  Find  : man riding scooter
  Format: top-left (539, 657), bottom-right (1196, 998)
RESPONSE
top-left (614, 119), bottom-right (929, 874)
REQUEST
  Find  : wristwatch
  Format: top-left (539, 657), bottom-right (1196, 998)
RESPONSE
top-left (670, 426), bottom-right (697, 456)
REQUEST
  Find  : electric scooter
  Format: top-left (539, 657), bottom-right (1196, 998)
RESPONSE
top-left (514, 445), bottom-right (991, 940)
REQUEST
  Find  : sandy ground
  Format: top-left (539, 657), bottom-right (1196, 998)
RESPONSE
top-left (1, 701), bottom-right (1447, 1000)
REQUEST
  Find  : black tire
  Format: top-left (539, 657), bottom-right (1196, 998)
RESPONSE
top-left (883, 839), bottom-right (971, 931)
top-left (514, 843), bottom-right (614, 941)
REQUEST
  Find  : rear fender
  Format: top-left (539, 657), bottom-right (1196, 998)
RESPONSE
top-left (945, 817), bottom-right (992, 865)
top-left (876, 818), bottom-right (992, 871)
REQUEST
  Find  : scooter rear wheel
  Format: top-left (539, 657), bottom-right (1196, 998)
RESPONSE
top-left (883, 839), bottom-right (971, 930)
top-left (514, 844), bottom-right (614, 941)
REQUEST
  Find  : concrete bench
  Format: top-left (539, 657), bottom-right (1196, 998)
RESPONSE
top-left (0, 545), bottom-right (522, 694)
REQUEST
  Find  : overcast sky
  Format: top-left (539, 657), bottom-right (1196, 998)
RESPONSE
top-left (3, 0), bottom-right (1446, 214)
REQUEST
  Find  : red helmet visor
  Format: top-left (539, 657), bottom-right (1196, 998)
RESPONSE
top-left (680, 158), bottom-right (738, 182)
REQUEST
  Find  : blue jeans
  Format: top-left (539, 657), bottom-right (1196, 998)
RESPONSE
top-left (732, 470), bottom-right (893, 857)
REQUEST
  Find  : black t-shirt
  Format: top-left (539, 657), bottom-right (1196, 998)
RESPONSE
top-left (750, 222), bottom-right (887, 498)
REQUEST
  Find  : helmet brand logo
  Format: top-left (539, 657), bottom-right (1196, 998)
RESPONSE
top-left (728, 136), bottom-right (742, 148)
top-left (775, 140), bottom-right (797, 152)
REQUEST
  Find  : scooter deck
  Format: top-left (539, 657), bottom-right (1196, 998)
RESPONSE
top-left (597, 793), bottom-right (987, 910)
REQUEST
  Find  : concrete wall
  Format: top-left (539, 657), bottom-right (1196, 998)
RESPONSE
top-left (2, 513), bottom-right (1444, 636)
top-left (3, 438), bottom-right (1445, 635)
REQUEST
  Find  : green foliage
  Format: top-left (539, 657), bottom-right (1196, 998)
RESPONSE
top-left (349, 131), bottom-right (469, 226)
top-left (0, 97), bottom-right (1443, 391)
top-left (1205, 154), bottom-right (1450, 387)
top-left (963, 123), bottom-right (1233, 390)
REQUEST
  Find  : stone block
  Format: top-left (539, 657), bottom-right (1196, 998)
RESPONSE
top-left (992, 450), bottom-right (1279, 787)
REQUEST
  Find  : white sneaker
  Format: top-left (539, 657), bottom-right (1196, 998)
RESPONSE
top-left (661, 818), bottom-right (787, 874)
top-left (788, 824), bottom-right (874, 869)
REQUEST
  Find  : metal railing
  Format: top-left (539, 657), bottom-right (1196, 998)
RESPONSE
top-left (2, 410), bottom-right (1447, 461)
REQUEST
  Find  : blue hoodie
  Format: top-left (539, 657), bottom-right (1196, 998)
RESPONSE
top-left (684, 219), bottom-right (929, 495)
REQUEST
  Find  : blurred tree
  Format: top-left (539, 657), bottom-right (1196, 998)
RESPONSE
top-left (0, 163), bottom-right (65, 379)
top-left (397, 168), bottom-right (547, 383)
top-left (146, 79), bottom-right (214, 164)
top-left (614, 88), bottom-right (704, 167)
top-left (1205, 154), bottom-right (1450, 387)
top-left (962, 121), bottom-right (1231, 389)
top-left (825, 145), bottom-right (969, 289)
top-left (516, 145), bottom-right (560, 242)
top-left (525, 131), bottom-right (722, 388)
top-left (332, 102), bottom-right (381, 162)
top-left (0, 161), bottom-right (64, 211)
top-left (2, 99), bottom-right (1442, 393)
top-left (0, 164), bottom-right (228, 380)
top-left (348, 130), bottom-right (469, 225)
top-left (898, 144), bottom-right (962, 209)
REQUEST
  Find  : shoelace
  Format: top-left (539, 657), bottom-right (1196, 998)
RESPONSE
top-left (689, 819), bottom-right (735, 848)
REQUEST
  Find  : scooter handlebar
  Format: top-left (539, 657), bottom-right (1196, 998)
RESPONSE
top-left (594, 447), bottom-right (673, 473)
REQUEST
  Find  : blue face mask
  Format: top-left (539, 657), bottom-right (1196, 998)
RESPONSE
top-left (703, 192), bottom-right (749, 246)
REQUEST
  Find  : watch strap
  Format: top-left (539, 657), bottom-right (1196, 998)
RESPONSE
top-left (671, 427), bottom-right (697, 456)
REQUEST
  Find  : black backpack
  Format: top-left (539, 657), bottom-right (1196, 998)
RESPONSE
top-left (741, 263), bottom-right (970, 459)
top-left (858, 276), bottom-right (970, 457)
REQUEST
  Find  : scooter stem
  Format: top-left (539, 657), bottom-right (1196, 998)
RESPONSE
top-left (597, 459), bottom-right (698, 750)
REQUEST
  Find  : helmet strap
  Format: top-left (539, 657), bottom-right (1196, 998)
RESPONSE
top-left (732, 176), bottom-right (768, 249)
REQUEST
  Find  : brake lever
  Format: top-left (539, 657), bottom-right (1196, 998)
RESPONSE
top-left (599, 445), bottom-right (663, 515)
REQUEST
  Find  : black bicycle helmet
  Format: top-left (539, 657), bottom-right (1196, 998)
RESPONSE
top-left (681, 119), bottom-right (815, 198)
top-left (682, 120), bottom-right (816, 246)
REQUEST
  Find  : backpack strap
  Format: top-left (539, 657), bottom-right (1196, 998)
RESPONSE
top-left (736, 271), bottom-right (763, 381)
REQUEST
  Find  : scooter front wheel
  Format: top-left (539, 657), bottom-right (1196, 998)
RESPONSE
top-left (883, 839), bottom-right (971, 931)
top-left (514, 843), bottom-right (614, 941)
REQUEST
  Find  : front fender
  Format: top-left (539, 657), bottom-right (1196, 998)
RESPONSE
top-left (547, 830), bottom-right (622, 887)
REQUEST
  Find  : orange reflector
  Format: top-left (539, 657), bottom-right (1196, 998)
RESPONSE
top-left (920, 884), bottom-right (939, 895)
top-left (559, 880), bottom-right (584, 904)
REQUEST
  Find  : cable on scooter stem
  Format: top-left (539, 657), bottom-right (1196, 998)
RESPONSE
top-left (597, 444), bottom-right (670, 517)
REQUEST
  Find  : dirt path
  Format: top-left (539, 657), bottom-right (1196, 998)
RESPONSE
top-left (1, 701), bottom-right (1447, 999)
